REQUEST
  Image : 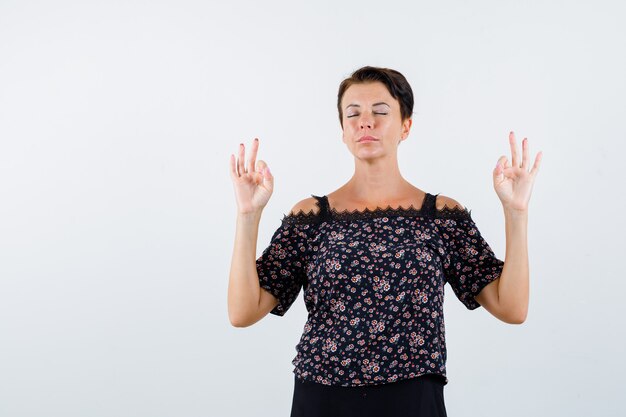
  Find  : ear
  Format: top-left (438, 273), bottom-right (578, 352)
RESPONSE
top-left (401, 118), bottom-right (412, 140)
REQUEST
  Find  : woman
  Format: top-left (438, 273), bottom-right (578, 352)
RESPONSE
top-left (228, 66), bottom-right (542, 417)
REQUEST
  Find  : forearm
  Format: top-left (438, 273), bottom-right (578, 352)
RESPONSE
top-left (499, 209), bottom-right (529, 322)
top-left (228, 211), bottom-right (263, 326)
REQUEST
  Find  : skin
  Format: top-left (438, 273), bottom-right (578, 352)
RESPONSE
top-left (475, 131), bottom-right (542, 323)
top-left (331, 81), bottom-right (419, 209)
top-left (334, 83), bottom-right (544, 324)
top-left (228, 82), bottom-right (543, 325)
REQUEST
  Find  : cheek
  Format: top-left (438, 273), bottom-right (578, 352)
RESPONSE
top-left (345, 119), bottom-right (359, 130)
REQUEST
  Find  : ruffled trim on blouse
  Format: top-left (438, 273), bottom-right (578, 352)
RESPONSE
top-left (280, 193), bottom-right (473, 226)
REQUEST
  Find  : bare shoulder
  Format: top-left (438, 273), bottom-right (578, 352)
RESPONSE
top-left (435, 194), bottom-right (466, 211)
top-left (288, 196), bottom-right (321, 216)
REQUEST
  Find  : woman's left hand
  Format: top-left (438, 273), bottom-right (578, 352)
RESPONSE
top-left (493, 131), bottom-right (543, 213)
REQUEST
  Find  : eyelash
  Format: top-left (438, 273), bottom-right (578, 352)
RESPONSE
top-left (347, 112), bottom-right (388, 118)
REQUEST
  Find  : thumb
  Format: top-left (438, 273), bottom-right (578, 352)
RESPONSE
top-left (257, 160), bottom-right (273, 185)
top-left (493, 156), bottom-right (506, 183)
top-left (263, 165), bottom-right (273, 182)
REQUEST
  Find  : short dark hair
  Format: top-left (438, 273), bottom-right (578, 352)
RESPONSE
top-left (337, 66), bottom-right (414, 129)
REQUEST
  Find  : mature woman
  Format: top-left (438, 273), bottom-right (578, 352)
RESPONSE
top-left (228, 66), bottom-right (542, 417)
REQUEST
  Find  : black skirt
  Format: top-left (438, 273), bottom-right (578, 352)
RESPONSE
top-left (290, 374), bottom-right (447, 417)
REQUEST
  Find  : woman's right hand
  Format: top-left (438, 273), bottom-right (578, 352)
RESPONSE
top-left (229, 138), bottom-right (274, 215)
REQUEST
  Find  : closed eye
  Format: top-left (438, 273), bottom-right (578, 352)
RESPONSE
top-left (347, 112), bottom-right (388, 118)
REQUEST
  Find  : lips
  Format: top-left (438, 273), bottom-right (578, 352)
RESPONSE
top-left (358, 135), bottom-right (379, 142)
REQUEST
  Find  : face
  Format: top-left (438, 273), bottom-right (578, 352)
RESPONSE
top-left (340, 81), bottom-right (412, 156)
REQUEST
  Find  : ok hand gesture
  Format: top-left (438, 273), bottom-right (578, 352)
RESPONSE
top-left (229, 138), bottom-right (274, 215)
top-left (493, 131), bottom-right (543, 213)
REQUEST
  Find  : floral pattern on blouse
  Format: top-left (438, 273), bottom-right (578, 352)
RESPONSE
top-left (255, 193), bottom-right (504, 387)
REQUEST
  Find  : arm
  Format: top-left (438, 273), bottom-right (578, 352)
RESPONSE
top-left (475, 131), bottom-right (541, 324)
top-left (227, 210), bottom-right (279, 328)
top-left (499, 209), bottom-right (529, 322)
top-left (438, 194), bottom-right (528, 324)
top-left (228, 196), bottom-right (318, 327)
top-left (474, 209), bottom-right (529, 324)
top-left (227, 137), bottom-right (279, 328)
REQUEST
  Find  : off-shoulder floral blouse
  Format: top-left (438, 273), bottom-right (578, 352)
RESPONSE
top-left (255, 192), bottom-right (504, 387)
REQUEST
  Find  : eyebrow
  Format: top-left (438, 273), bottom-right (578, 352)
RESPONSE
top-left (345, 102), bottom-right (391, 110)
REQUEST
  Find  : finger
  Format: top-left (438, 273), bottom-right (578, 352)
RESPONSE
top-left (256, 159), bottom-right (267, 174)
top-left (509, 131), bottom-right (519, 168)
top-left (494, 156), bottom-right (507, 177)
top-left (258, 159), bottom-right (271, 182)
top-left (248, 138), bottom-right (259, 173)
top-left (530, 151), bottom-right (543, 178)
top-left (237, 143), bottom-right (246, 176)
top-left (229, 154), bottom-right (238, 179)
top-left (521, 137), bottom-right (529, 170)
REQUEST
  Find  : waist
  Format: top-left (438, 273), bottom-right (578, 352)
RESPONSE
top-left (294, 372), bottom-right (446, 391)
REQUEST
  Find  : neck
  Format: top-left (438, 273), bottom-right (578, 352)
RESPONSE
top-left (344, 159), bottom-right (412, 203)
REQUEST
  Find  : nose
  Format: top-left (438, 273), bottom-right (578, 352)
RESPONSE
top-left (360, 116), bottom-right (374, 129)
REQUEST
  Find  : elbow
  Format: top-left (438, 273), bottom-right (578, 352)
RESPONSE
top-left (229, 315), bottom-right (252, 328)
top-left (229, 315), bottom-right (242, 327)
top-left (228, 298), bottom-right (256, 328)
top-left (507, 310), bottom-right (528, 325)
top-left (228, 309), bottom-right (253, 328)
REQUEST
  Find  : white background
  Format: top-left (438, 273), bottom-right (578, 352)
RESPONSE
top-left (1, 1), bottom-right (624, 416)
